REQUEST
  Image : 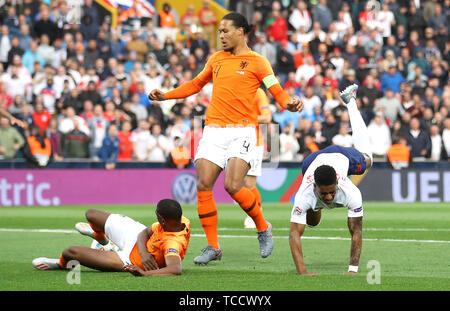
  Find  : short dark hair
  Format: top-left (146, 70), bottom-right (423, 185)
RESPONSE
top-left (222, 12), bottom-right (253, 34)
top-left (156, 199), bottom-right (182, 220)
top-left (314, 165), bottom-right (337, 186)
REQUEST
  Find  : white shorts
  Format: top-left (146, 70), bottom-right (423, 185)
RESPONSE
top-left (104, 214), bottom-right (147, 265)
top-left (247, 145), bottom-right (264, 177)
top-left (194, 126), bottom-right (257, 169)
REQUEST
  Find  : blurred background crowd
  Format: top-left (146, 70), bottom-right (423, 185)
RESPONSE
top-left (0, 0), bottom-right (449, 169)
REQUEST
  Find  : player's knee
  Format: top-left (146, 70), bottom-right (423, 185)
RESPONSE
top-left (197, 179), bottom-right (213, 192)
top-left (224, 180), bottom-right (241, 195)
top-left (62, 246), bottom-right (79, 259)
top-left (85, 208), bottom-right (97, 221)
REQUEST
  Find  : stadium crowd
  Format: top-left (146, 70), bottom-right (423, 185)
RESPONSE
top-left (0, 0), bottom-right (449, 168)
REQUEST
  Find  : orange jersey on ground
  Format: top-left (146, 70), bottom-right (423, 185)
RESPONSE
top-left (165, 50), bottom-right (275, 127)
top-left (129, 216), bottom-right (191, 269)
top-left (254, 88), bottom-right (271, 146)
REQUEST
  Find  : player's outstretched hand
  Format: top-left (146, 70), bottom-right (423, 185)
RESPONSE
top-left (123, 264), bottom-right (145, 276)
top-left (148, 89), bottom-right (166, 101)
top-left (140, 252), bottom-right (159, 271)
top-left (286, 97), bottom-right (304, 112)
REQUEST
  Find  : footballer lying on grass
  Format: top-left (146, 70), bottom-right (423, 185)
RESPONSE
top-left (32, 199), bottom-right (191, 276)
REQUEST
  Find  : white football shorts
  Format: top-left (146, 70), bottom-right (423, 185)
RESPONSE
top-left (247, 145), bottom-right (264, 177)
top-left (104, 213), bottom-right (147, 265)
top-left (194, 126), bottom-right (257, 169)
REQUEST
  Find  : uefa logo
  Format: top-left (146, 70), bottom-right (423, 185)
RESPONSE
top-left (172, 173), bottom-right (197, 204)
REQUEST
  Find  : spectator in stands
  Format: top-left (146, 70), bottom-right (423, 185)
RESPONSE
top-left (166, 136), bottom-right (191, 169)
top-left (428, 4), bottom-right (448, 32)
top-left (429, 124), bottom-right (444, 161)
top-left (332, 124), bottom-right (353, 148)
top-left (24, 125), bottom-right (51, 168)
top-left (289, 0), bottom-right (311, 32)
top-left (32, 101), bottom-right (52, 135)
top-left (59, 106), bottom-right (90, 136)
top-left (253, 33), bottom-right (277, 68)
top-left (131, 119), bottom-right (151, 162)
top-left (88, 104), bottom-right (109, 160)
top-left (442, 118), bottom-right (450, 160)
top-left (118, 120), bottom-right (133, 161)
top-left (374, 88), bottom-right (405, 126)
top-left (158, 2), bottom-right (177, 28)
top-left (47, 117), bottom-right (63, 161)
top-left (0, 26), bottom-right (12, 67)
top-left (280, 123), bottom-right (300, 161)
top-left (126, 30), bottom-right (148, 63)
top-left (387, 136), bottom-right (411, 169)
top-left (313, 0), bottom-right (333, 32)
top-left (266, 7), bottom-right (289, 44)
top-left (0, 116), bottom-right (25, 159)
top-left (63, 119), bottom-right (90, 159)
top-left (148, 123), bottom-right (172, 162)
top-left (406, 117), bottom-right (431, 161)
top-left (276, 40), bottom-right (294, 87)
top-left (33, 5), bottom-right (59, 43)
top-left (198, 0), bottom-right (217, 49)
top-left (368, 112), bottom-right (392, 159)
top-left (98, 123), bottom-right (120, 170)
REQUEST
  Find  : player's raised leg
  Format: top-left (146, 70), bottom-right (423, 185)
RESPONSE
top-left (340, 84), bottom-right (373, 168)
top-left (194, 158), bottom-right (223, 265)
top-left (226, 157), bottom-right (273, 258)
top-left (75, 209), bottom-right (110, 245)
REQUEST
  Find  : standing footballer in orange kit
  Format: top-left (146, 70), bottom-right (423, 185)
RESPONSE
top-left (149, 12), bottom-right (303, 265)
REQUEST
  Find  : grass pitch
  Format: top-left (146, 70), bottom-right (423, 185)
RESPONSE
top-left (0, 202), bottom-right (449, 291)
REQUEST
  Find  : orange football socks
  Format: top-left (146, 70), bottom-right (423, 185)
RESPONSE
top-left (231, 187), bottom-right (268, 232)
top-left (197, 190), bottom-right (219, 249)
top-left (89, 222), bottom-right (108, 245)
top-left (58, 254), bottom-right (67, 269)
top-left (250, 186), bottom-right (262, 209)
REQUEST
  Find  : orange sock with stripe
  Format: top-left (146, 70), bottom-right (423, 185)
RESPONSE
top-left (89, 222), bottom-right (108, 245)
top-left (58, 254), bottom-right (67, 269)
top-left (250, 187), bottom-right (262, 208)
top-left (231, 187), bottom-right (268, 232)
top-left (197, 191), bottom-right (219, 249)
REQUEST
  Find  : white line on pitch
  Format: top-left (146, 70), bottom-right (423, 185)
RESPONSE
top-left (0, 228), bottom-right (448, 244)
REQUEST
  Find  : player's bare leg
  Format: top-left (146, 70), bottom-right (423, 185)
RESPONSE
top-left (33, 246), bottom-right (124, 271)
top-left (61, 246), bottom-right (124, 271)
top-left (194, 159), bottom-right (223, 265)
top-left (226, 157), bottom-right (273, 258)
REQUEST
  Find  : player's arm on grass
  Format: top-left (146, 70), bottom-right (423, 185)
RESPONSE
top-left (136, 226), bottom-right (159, 270)
top-left (124, 255), bottom-right (182, 276)
top-left (346, 216), bottom-right (363, 274)
top-left (289, 222), bottom-right (318, 275)
top-left (148, 55), bottom-right (214, 101)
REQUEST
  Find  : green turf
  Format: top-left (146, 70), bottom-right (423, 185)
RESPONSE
top-left (0, 202), bottom-right (449, 291)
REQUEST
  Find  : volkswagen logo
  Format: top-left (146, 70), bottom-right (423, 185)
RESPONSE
top-left (172, 173), bottom-right (197, 204)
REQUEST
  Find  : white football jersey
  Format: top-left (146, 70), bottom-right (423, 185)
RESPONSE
top-left (290, 153), bottom-right (364, 225)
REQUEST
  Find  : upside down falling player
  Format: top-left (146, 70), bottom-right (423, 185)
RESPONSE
top-left (289, 84), bottom-right (373, 275)
top-left (32, 199), bottom-right (191, 276)
top-left (149, 12), bottom-right (303, 265)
